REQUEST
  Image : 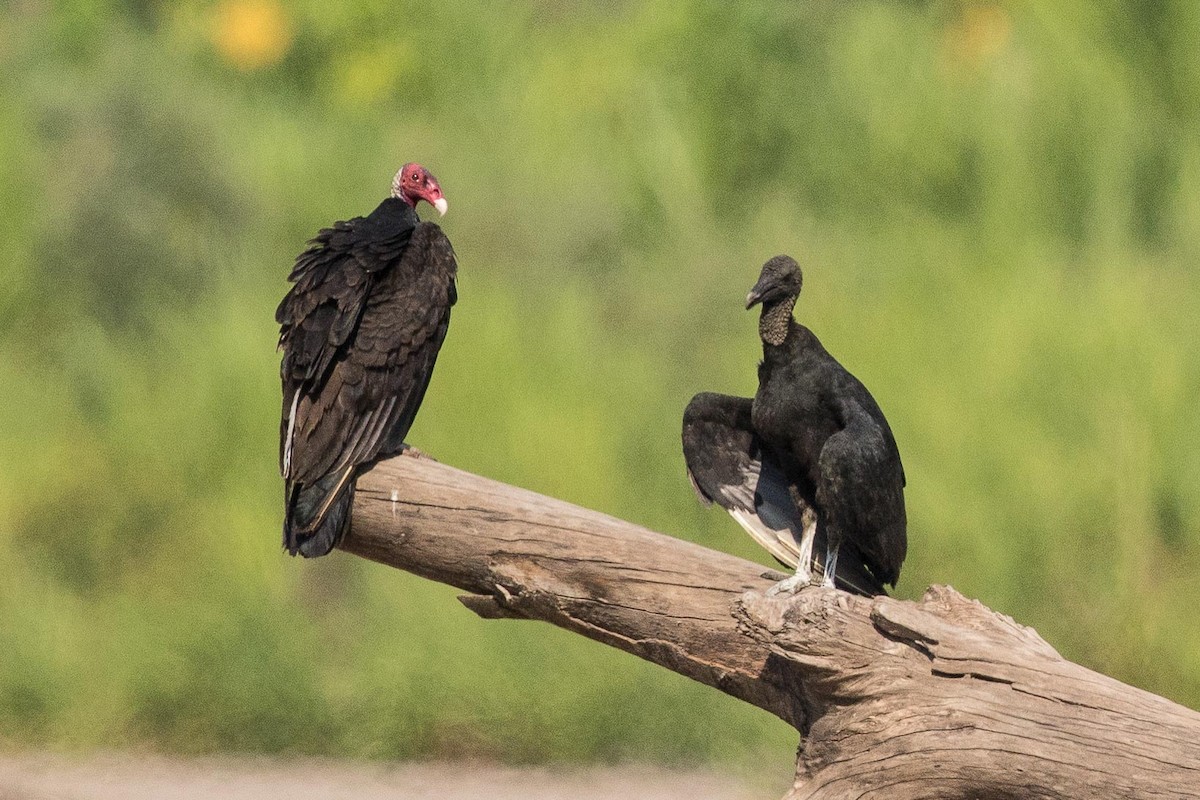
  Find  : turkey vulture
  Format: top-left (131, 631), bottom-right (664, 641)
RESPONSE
top-left (682, 255), bottom-right (906, 595)
top-left (277, 163), bottom-right (457, 557)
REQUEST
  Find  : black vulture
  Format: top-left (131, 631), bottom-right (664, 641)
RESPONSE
top-left (682, 255), bottom-right (906, 595)
top-left (277, 163), bottom-right (457, 557)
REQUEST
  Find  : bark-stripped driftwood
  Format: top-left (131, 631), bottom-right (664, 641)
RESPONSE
top-left (341, 454), bottom-right (1200, 800)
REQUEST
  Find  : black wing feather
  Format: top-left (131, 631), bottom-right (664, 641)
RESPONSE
top-left (682, 392), bottom-right (761, 512)
top-left (815, 397), bottom-right (907, 587)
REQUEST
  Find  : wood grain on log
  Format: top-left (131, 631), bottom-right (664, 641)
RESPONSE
top-left (341, 454), bottom-right (1200, 800)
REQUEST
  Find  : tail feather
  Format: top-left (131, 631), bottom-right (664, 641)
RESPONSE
top-left (813, 527), bottom-right (889, 597)
top-left (815, 548), bottom-right (888, 597)
top-left (283, 466), bottom-right (355, 557)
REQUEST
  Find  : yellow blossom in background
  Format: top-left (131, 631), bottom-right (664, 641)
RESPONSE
top-left (212, 0), bottom-right (293, 71)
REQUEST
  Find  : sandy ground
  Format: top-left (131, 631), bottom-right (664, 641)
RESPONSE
top-left (0, 753), bottom-right (765, 800)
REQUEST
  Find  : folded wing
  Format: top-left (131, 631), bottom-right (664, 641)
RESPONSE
top-left (277, 199), bottom-right (457, 556)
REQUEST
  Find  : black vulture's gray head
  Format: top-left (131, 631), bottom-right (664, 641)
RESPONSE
top-left (746, 255), bottom-right (803, 310)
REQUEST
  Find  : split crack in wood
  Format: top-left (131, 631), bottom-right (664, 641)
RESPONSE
top-left (340, 453), bottom-right (1200, 800)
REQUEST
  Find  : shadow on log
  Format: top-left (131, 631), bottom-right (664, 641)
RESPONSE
top-left (340, 454), bottom-right (1200, 800)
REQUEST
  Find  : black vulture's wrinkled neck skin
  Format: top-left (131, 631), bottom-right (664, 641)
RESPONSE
top-left (759, 296), bottom-right (797, 347)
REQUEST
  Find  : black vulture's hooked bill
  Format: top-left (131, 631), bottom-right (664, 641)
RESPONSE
top-left (277, 163), bottom-right (457, 557)
top-left (682, 255), bottom-right (906, 596)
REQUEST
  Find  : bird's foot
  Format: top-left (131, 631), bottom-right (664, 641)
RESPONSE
top-left (766, 568), bottom-right (815, 597)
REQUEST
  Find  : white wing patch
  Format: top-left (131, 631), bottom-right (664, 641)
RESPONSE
top-left (729, 508), bottom-right (802, 569)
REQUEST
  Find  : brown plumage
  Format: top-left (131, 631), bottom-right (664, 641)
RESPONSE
top-left (277, 163), bottom-right (457, 557)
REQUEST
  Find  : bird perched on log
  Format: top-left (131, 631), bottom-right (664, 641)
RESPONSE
top-left (682, 255), bottom-right (906, 595)
top-left (276, 163), bottom-right (457, 557)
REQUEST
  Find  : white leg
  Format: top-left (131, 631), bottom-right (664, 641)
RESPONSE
top-left (794, 513), bottom-right (816, 581)
top-left (767, 514), bottom-right (818, 596)
top-left (821, 541), bottom-right (839, 589)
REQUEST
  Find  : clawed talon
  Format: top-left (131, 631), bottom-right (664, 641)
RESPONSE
top-left (767, 569), bottom-right (814, 597)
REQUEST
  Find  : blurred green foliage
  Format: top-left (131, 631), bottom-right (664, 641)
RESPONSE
top-left (1, 0), bottom-right (1199, 775)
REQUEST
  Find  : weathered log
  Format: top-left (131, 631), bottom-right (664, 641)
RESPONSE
top-left (341, 454), bottom-right (1200, 800)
